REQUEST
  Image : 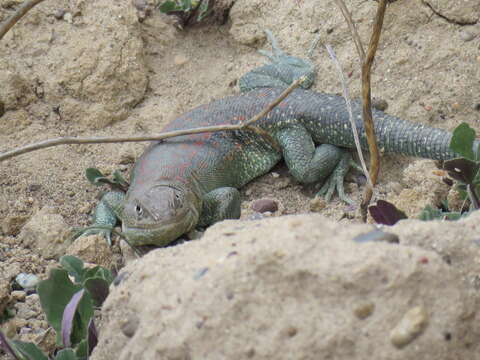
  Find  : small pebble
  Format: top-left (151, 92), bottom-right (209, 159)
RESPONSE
top-left (251, 199), bottom-right (278, 213)
top-left (120, 314), bottom-right (140, 338)
top-left (248, 212), bottom-right (264, 221)
top-left (372, 98), bottom-right (388, 111)
top-left (174, 54), bottom-right (189, 66)
top-left (353, 229), bottom-right (399, 244)
top-left (271, 172), bottom-right (280, 178)
top-left (309, 197), bottom-right (326, 212)
top-left (27, 184), bottom-right (42, 192)
top-left (193, 267), bottom-right (209, 280)
top-left (459, 31), bottom-right (476, 42)
top-left (15, 273), bottom-right (39, 291)
top-left (1, 215), bottom-right (28, 236)
top-left (63, 12), bottom-right (73, 23)
top-left (389, 182), bottom-right (403, 194)
top-left (53, 9), bottom-right (66, 20)
top-left (11, 290), bottom-right (26, 302)
top-left (133, 0), bottom-right (147, 11)
top-left (353, 302), bottom-right (375, 319)
top-left (390, 306), bottom-right (429, 348)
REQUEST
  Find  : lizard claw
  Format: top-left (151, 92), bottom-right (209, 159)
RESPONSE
top-left (73, 227), bottom-right (113, 246)
top-left (316, 152), bottom-right (357, 205)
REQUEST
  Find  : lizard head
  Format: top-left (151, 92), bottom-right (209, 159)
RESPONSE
top-left (121, 183), bottom-right (201, 247)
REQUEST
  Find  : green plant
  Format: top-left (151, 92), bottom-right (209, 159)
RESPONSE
top-left (369, 122), bottom-right (480, 224)
top-left (157, 0), bottom-right (211, 27)
top-left (0, 256), bottom-right (113, 360)
top-left (443, 123), bottom-right (480, 209)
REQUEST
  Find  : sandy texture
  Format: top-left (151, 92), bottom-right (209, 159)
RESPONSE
top-left (1, 0), bottom-right (480, 357)
top-left (91, 214), bottom-right (480, 359)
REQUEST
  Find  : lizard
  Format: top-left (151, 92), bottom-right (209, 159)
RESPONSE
top-left (83, 30), bottom-right (478, 247)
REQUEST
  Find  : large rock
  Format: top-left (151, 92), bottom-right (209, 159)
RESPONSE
top-left (0, 0), bottom-right (148, 129)
top-left (91, 214), bottom-right (480, 360)
top-left (19, 206), bottom-right (69, 259)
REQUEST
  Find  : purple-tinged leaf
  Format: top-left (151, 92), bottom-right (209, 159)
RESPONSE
top-left (83, 278), bottom-right (109, 307)
top-left (61, 289), bottom-right (85, 348)
top-left (87, 319), bottom-right (98, 356)
top-left (369, 200), bottom-right (408, 225)
top-left (0, 330), bottom-right (20, 360)
top-left (444, 158), bottom-right (479, 184)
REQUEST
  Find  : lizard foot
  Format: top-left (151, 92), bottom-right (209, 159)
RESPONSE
top-left (316, 152), bottom-right (358, 205)
top-left (238, 29), bottom-right (316, 92)
top-left (74, 227), bottom-right (114, 246)
top-left (74, 191), bottom-right (125, 246)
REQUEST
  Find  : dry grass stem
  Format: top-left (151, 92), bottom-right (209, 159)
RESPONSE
top-left (0, 0), bottom-right (48, 41)
top-left (325, 44), bottom-right (372, 188)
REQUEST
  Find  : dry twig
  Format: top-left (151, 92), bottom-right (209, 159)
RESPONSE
top-left (0, 0), bottom-right (48, 41)
top-left (333, 0), bottom-right (387, 220)
top-left (0, 76), bottom-right (306, 162)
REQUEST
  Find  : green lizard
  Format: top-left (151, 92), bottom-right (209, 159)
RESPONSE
top-left (83, 30), bottom-right (477, 246)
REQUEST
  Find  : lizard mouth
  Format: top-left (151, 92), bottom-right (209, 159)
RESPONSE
top-left (121, 208), bottom-right (198, 247)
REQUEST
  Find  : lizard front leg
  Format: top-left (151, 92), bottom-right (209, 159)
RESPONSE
top-left (198, 187), bottom-right (241, 227)
top-left (82, 190), bottom-right (125, 245)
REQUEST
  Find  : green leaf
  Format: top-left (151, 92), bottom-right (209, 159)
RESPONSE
top-left (74, 338), bottom-right (88, 359)
top-left (10, 340), bottom-right (49, 360)
top-left (112, 170), bottom-right (129, 188)
top-left (419, 205), bottom-right (443, 221)
top-left (182, 0), bottom-right (193, 10)
top-left (54, 349), bottom-right (78, 360)
top-left (449, 123), bottom-right (476, 160)
top-left (85, 168), bottom-right (108, 187)
top-left (83, 266), bottom-right (114, 285)
top-left (197, 0), bottom-right (211, 20)
top-left (418, 205), bottom-right (463, 221)
top-left (159, 1), bottom-right (180, 12)
top-left (60, 256), bottom-right (85, 284)
top-left (37, 269), bottom-right (94, 347)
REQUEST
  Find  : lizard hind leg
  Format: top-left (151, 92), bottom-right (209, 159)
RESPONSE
top-left (275, 125), bottom-right (355, 204)
top-left (198, 187), bottom-right (241, 227)
top-left (316, 152), bottom-right (357, 205)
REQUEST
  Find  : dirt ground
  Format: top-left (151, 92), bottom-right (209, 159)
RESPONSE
top-left (0, 0), bottom-right (479, 357)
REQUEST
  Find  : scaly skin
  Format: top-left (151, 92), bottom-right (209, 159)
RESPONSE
top-left (91, 87), bottom-right (471, 246)
top-left (85, 31), bottom-right (476, 247)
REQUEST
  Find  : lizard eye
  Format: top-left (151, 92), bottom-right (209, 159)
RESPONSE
top-left (172, 191), bottom-right (183, 208)
top-left (135, 204), bottom-right (143, 216)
